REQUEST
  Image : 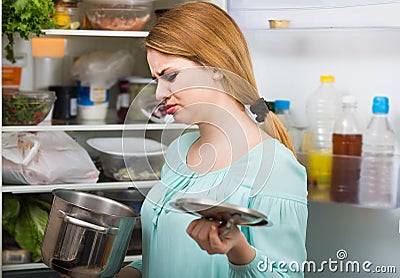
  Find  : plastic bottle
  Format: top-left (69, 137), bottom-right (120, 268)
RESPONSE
top-left (359, 96), bottom-right (396, 208)
top-left (330, 95), bottom-right (362, 204)
top-left (275, 100), bottom-right (292, 128)
top-left (275, 100), bottom-right (301, 152)
top-left (302, 75), bottom-right (341, 200)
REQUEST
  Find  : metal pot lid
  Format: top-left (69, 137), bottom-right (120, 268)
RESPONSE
top-left (170, 198), bottom-right (271, 227)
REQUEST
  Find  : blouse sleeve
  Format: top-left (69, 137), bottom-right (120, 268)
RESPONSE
top-left (228, 196), bottom-right (308, 277)
top-left (229, 143), bottom-right (308, 277)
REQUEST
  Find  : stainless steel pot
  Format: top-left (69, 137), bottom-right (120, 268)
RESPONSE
top-left (41, 189), bottom-right (139, 278)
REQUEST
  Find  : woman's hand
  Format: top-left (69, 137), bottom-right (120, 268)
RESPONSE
top-left (186, 218), bottom-right (256, 265)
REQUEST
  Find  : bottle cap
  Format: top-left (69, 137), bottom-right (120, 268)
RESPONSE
top-left (372, 96), bottom-right (389, 114)
top-left (320, 75), bottom-right (335, 83)
top-left (274, 100), bottom-right (290, 110)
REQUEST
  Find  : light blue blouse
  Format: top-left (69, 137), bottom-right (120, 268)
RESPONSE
top-left (129, 131), bottom-right (308, 277)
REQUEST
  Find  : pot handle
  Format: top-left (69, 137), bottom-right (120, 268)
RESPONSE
top-left (58, 210), bottom-right (119, 235)
top-left (218, 214), bottom-right (241, 239)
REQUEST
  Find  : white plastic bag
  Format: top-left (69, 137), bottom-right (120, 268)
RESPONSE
top-left (71, 50), bottom-right (134, 88)
top-left (2, 131), bottom-right (99, 185)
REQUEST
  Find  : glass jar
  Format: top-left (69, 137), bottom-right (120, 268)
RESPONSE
top-left (54, 0), bottom-right (83, 29)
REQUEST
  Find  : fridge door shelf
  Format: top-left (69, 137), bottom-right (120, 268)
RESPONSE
top-left (297, 152), bottom-right (400, 209)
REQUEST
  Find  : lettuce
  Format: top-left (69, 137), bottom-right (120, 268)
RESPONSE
top-left (2, 194), bottom-right (21, 237)
top-left (15, 203), bottom-right (49, 262)
top-left (2, 195), bottom-right (51, 262)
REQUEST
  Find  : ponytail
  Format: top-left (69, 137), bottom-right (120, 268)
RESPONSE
top-left (263, 112), bottom-right (297, 157)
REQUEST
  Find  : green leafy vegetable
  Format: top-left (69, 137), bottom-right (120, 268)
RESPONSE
top-left (15, 199), bottom-right (50, 262)
top-left (2, 0), bottom-right (56, 63)
top-left (2, 195), bottom-right (51, 262)
top-left (2, 194), bottom-right (21, 237)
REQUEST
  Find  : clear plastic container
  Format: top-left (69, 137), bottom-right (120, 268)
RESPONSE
top-left (79, 0), bottom-right (153, 31)
top-left (359, 96), bottom-right (397, 208)
top-left (331, 95), bottom-right (362, 203)
top-left (302, 75), bottom-right (341, 200)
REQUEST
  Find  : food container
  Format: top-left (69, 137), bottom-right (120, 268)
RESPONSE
top-left (124, 76), bottom-right (173, 123)
top-left (93, 188), bottom-right (150, 255)
top-left (2, 249), bottom-right (31, 265)
top-left (49, 86), bottom-right (78, 119)
top-left (79, 0), bottom-right (153, 31)
top-left (268, 19), bottom-right (290, 29)
top-left (2, 66), bottom-right (22, 89)
top-left (86, 137), bottom-right (167, 181)
top-left (76, 82), bottom-right (109, 121)
top-left (2, 90), bottom-right (56, 125)
top-left (55, 0), bottom-right (84, 29)
top-left (125, 76), bottom-right (154, 121)
top-left (41, 189), bottom-right (139, 278)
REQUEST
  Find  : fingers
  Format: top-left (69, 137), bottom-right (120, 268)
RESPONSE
top-left (186, 218), bottom-right (201, 235)
top-left (209, 224), bottom-right (225, 251)
top-left (187, 218), bottom-right (219, 254)
top-left (187, 218), bottom-right (238, 255)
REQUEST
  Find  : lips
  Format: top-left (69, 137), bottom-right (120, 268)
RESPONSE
top-left (165, 104), bottom-right (178, 114)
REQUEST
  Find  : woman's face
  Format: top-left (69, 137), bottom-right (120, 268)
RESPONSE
top-left (147, 49), bottom-right (228, 125)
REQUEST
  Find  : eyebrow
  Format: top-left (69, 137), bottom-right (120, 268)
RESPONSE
top-left (152, 69), bottom-right (165, 80)
top-left (152, 67), bottom-right (172, 79)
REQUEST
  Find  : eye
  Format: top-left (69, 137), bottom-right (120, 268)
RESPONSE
top-left (151, 77), bottom-right (158, 84)
top-left (162, 72), bottom-right (178, 83)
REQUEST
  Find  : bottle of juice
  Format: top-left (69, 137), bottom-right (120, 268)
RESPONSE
top-left (302, 75), bottom-right (341, 200)
top-left (331, 95), bottom-right (362, 204)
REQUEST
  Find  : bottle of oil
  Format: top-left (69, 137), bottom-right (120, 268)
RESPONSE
top-left (331, 95), bottom-right (362, 203)
top-left (302, 75), bottom-right (341, 200)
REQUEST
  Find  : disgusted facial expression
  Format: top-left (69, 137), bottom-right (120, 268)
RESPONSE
top-left (147, 49), bottom-right (229, 125)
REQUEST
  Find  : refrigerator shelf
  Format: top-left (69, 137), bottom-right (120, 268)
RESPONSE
top-left (1, 122), bottom-right (193, 132)
top-left (2, 255), bottom-right (142, 272)
top-left (241, 26), bottom-right (400, 31)
top-left (42, 29), bottom-right (149, 37)
top-left (2, 180), bottom-right (156, 194)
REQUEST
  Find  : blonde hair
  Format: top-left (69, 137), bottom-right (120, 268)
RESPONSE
top-left (145, 1), bottom-right (296, 155)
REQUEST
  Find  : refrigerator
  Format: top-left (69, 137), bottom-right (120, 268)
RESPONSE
top-left (2, 0), bottom-right (400, 277)
top-left (227, 1), bottom-right (400, 277)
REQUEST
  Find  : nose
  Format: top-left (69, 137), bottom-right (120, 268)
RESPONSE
top-left (155, 80), bottom-right (170, 101)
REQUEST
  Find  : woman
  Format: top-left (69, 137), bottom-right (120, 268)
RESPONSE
top-left (118, 2), bottom-right (307, 277)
